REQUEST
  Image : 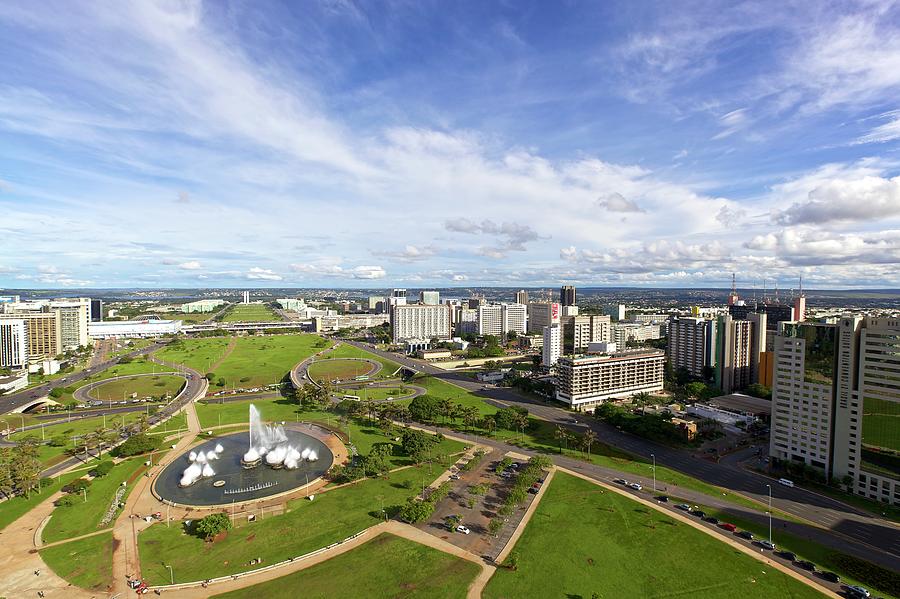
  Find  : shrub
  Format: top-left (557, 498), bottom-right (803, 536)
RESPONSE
top-left (827, 551), bottom-right (900, 596)
top-left (90, 461), bottom-right (114, 477)
top-left (113, 433), bottom-right (159, 457)
top-left (62, 478), bottom-right (91, 494)
top-left (194, 512), bottom-right (232, 541)
top-left (55, 494), bottom-right (80, 507)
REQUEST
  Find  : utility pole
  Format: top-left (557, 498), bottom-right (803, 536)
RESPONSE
top-left (651, 453), bottom-right (656, 493)
top-left (766, 484), bottom-right (772, 545)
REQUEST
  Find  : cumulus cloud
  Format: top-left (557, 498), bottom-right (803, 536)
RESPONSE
top-left (444, 219), bottom-right (543, 257)
top-left (744, 227), bottom-right (900, 266)
top-left (372, 245), bottom-right (436, 262)
top-left (290, 262), bottom-right (386, 279)
top-left (595, 192), bottom-right (644, 213)
top-left (178, 260), bottom-right (201, 270)
top-left (716, 205), bottom-right (748, 227)
top-left (774, 175), bottom-right (900, 225)
top-left (246, 267), bottom-right (282, 280)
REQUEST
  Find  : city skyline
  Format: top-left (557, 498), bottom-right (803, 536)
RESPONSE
top-left (2, 1), bottom-right (900, 288)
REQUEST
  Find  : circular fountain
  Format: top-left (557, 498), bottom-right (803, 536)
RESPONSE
top-left (154, 404), bottom-right (334, 506)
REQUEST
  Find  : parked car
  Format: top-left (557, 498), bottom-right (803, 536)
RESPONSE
top-left (819, 571), bottom-right (840, 583)
top-left (736, 530), bottom-right (754, 540)
top-left (778, 478), bottom-right (795, 488)
top-left (456, 525), bottom-right (471, 535)
top-left (703, 516), bottom-right (719, 525)
top-left (629, 482), bottom-right (642, 491)
top-left (690, 510), bottom-right (706, 518)
top-left (449, 474), bottom-right (460, 481)
top-left (795, 560), bottom-right (816, 571)
top-left (655, 495), bottom-right (669, 503)
top-left (719, 523), bottom-right (737, 532)
top-left (613, 478), bottom-right (627, 485)
top-left (675, 503), bottom-right (691, 511)
top-left (775, 551), bottom-right (796, 561)
top-left (846, 586), bottom-right (871, 598)
top-left (759, 540), bottom-right (776, 551)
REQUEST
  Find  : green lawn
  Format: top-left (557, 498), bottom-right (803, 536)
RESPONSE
top-left (328, 343), bottom-right (402, 378)
top-left (88, 374), bottom-right (185, 402)
top-left (40, 530), bottom-right (114, 592)
top-left (484, 472), bottom-right (825, 599)
top-left (148, 411), bottom-right (188, 435)
top-left (139, 463), bottom-right (452, 584)
top-left (154, 337), bottom-right (233, 373)
top-left (0, 470), bottom-right (84, 532)
top-left (212, 532), bottom-right (479, 599)
top-left (42, 457), bottom-right (147, 543)
top-left (197, 397), bottom-right (305, 429)
top-left (221, 304), bottom-right (281, 322)
top-left (212, 334), bottom-right (322, 388)
top-left (339, 385), bottom-right (416, 401)
top-left (308, 359), bottom-right (375, 382)
top-left (46, 358), bottom-right (172, 406)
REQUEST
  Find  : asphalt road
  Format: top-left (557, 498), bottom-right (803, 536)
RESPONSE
top-left (0, 339), bottom-right (169, 414)
top-left (344, 340), bottom-right (900, 566)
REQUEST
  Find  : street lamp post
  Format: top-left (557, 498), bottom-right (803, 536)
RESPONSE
top-left (766, 484), bottom-right (772, 545)
top-left (651, 453), bottom-right (656, 493)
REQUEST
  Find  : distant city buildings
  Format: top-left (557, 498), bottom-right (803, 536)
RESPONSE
top-left (275, 298), bottom-right (306, 312)
top-left (527, 302), bottom-right (560, 334)
top-left (562, 314), bottom-right (611, 354)
top-left (242, 291), bottom-right (250, 304)
top-left (604, 304), bottom-right (626, 322)
top-left (419, 290), bottom-right (440, 305)
top-left (88, 318), bottom-right (182, 339)
top-left (515, 290), bottom-right (529, 305)
top-left (555, 349), bottom-right (665, 411)
top-left (611, 321), bottom-right (660, 347)
top-left (559, 285), bottom-right (576, 307)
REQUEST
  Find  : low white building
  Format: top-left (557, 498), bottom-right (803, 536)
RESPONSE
top-left (687, 403), bottom-right (757, 427)
top-left (277, 298), bottom-right (306, 311)
top-left (182, 299), bottom-right (226, 313)
top-left (88, 319), bottom-right (182, 338)
top-left (0, 371), bottom-right (28, 394)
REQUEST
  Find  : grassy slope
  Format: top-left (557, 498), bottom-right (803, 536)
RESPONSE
top-left (40, 530), bottom-right (114, 591)
top-left (139, 463), bottom-right (451, 584)
top-left (222, 304), bottom-right (280, 322)
top-left (214, 335), bottom-right (321, 387)
top-left (307, 359), bottom-right (373, 382)
top-left (88, 374), bottom-right (184, 401)
top-left (483, 472), bottom-right (824, 599)
top-left (42, 457), bottom-right (147, 543)
top-left (154, 337), bottom-right (232, 372)
top-left (212, 533), bottom-right (478, 599)
top-left (0, 470), bottom-right (83, 532)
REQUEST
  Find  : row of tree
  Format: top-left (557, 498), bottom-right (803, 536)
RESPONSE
top-left (0, 439), bottom-right (43, 499)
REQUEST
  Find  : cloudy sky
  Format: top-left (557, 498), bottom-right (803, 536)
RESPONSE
top-left (1, 0), bottom-right (899, 289)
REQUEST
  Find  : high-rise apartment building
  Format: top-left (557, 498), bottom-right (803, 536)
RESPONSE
top-left (419, 291), bottom-right (440, 305)
top-left (0, 312), bottom-right (61, 363)
top-left (51, 298), bottom-right (91, 349)
top-left (562, 314), bottom-right (611, 354)
top-left (515, 290), bottom-right (529, 305)
top-left (668, 317), bottom-right (717, 379)
top-left (542, 324), bottom-right (561, 368)
top-left (391, 304), bottom-right (451, 343)
top-left (528, 302), bottom-right (560, 334)
top-left (604, 304), bottom-right (627, 322)
top-left (715, 314), bottom-right (753, 394)
top-left (477, 304), bottom-right (503, 337)
top-left (0, 318), bottom-right (28, 369)
top-left (560, 285), bottom-right (576, 307)
top-left (555, 349), bottom-right (665, 411)
top-left (502, 303), bottom-right (527, 336)
top-left (454, 307), bottom-right (477, 335)
top-left (611, 322), bottom-right (660, 348)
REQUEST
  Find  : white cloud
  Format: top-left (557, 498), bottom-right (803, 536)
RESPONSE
top-left (443, 219), bottom-right (544, 257)
top-left (246, 267), bottom-right (282, 281)
top-left (290, 262), bottom-right (386, 279)
top-left (596, 192), bottom-right (644, 213)
top-left (372, 245), bottom-right (436, 262)
top-left (178, 260), bottom-right (201, 270)
top-left (854, 110), bottom-right (900, 145)
top-left (774, 174), bottom-right (900, 225)
top-left (744, 227), bottom-right (900, 266)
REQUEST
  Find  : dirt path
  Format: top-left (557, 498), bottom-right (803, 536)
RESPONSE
top-left (208, 336), bottom-right (238, 373)
top-left (37, 525), bottom-right (113, 549)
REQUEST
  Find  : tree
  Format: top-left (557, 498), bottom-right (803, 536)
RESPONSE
top-left (480, 416), bottom-right (496, 437)
top-left (461, 406), bottom-right (480, 432)
top-left (581, 429), bottom-right (597, 457)
top-left (113, 433), bottom-right (160, 457)
top-left (398, 498), bottom-right (432, 523)
top-left (401, 428), bottom-right (439, 463)
top-left (194, 512), bottom-right (232, 540)
top-left (10, 439), bottom-right (42, 497)
top-left (367, 442), bottom-right (394, 475)
top-left (554, 425), bottom-right (569, 454)
top-left (408, 395), bottom-right (440, 423)
top-left (90, 461), bottom-right (114, 477)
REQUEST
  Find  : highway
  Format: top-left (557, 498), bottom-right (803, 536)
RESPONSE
top-left (344, 340), bottom-right (900, 567)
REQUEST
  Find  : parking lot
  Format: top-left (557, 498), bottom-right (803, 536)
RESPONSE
top-left (416, 450), bottom-right (543, 561)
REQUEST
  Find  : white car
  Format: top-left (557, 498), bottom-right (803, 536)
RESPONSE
top-left (449, 474), bottom-right (461, 480)
top-left (629, 482), bottom-right (642, 491)
top-left (456, 525), bottom-right (470, 535)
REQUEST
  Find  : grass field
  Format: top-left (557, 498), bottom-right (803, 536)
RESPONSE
top-left (483, 472), bottom-right (824, 599)
top-left (88, 374), bottom-right (184, 401)
top-left (44, 359), bottom-right (172, 406)
top-left (212, 334), bottom-right (323, 388)
top-left (328, 343), bottom-right (402, 378)
top-left (307, 358), bottom-right (375, 382)
top-left (339, 385), bottom-right (416, 401)
top-left (139, 463), bottom-right (456, 584)
top-left (40, 531), bottom-right (114, 591)
top-left (221, 304), bottom-right (281, 322)
top-left (42, 457), bottom-right (147, 543)
top-left (0, 470), bottom-right (84, 532)
top-left (154, 336), bottom-right (233, 373)
top-left (212, 532), bottom-right (479, 599)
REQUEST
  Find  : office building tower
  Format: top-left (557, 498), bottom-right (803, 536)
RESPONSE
top-left (604, 304), bottom-right (627, 322)
top-left (555, 349), bottom-right (665, 411)
top-left (391, 304), bottom-right (451, 343)
top-left (747, 312), bottom-right (769, 385)
top-left (242, 291), bottom-right (250, 304)
top-left (0, 312), bottom-right (61, 363)
top-left (770, 321), bottom-right (840, 478)
top-left (542, 324), bottom-right (561, 368)
top-left (561, 305), bottom-right (579, 317)
top-left (420, 291), bottom-right (440, 305)
top-left (715, 314), bottom-right (753, 394)
top-left (90, 299), bottom-right (103, 322)
top-left (0, 318), bottom-right (28, 369)
top-left (515, 290), bottom-right (529, 305)
top-left (275, 298), bottom-right (305, 311)
top-left (528, 302), bottom-right (560, 334)
top-left (477, 304), bottom-right (503, 337)
top-left (794, 295), bottom-right (807, 322)
top-left (562, 315), bottom-right (611, 354)
top-left (560, 285), bottom-right (577, 307)
top-left (502, 303), bottom-right (527, 336)
top-left (392, 289), bottom-right (407, 299)
top-left (668, 317), bottom-right (717, 379)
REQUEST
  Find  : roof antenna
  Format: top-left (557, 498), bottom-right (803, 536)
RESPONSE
top-left (799, 275), bottom-right (803, 297)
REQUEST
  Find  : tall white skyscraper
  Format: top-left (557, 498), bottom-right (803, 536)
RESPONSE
top-left (542, 323), bottom-right (561, 368)
top-left (0, 318), bottom-right (28, 369)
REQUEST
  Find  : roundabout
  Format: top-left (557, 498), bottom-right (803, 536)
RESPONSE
top-left (73, 371), bottom-right (189, 404)
top-left (306, 357), bottom-right (380, 383)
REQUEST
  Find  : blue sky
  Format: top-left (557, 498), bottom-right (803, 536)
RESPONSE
top-left (1, 0), bottom-right (899, 289)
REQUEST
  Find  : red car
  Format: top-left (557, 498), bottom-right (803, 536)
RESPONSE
top-left (719, 523), bottom-right (737, 532)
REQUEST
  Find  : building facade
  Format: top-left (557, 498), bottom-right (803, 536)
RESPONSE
top-left (0, 318), bottom-right (28, 369)
top-left (88, 319), bottom-right (183, 338)
top-left (90, 298), bottom-right (103, 322)
top-left (560, 285), bottom-right (576, 307)
top-left (419, 291), bottom-right (440, 305)
top-left (555, 349), bottom-right (665, 411)
top-left (502, 303), bottom-right (527, 335)
top-left (391, 304), bottom-right (451, 343)
top-left (542, 323), bottom-right (561, 368)
top-left (528, 302), bottom-right (560, 334)
top-left (611, 322), bottom-right (660, 347)
top-left (0, 312), bottom-right (61, 363)
top-left (515, 290), bottom-right (529, 305)
top-left (477, 304), bottom-right (503, 337)
top-left (715, 314), bottom-right (753, 394)
top-left (668, 317), bottom-right (716, 379)
top-left (563, 314), bottom-right (611, 354)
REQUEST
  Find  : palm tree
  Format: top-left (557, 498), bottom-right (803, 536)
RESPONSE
top-left (481, 416), bottom-right (496, 437)
top-left (462, 406), bottom-right (480, 432)
top-left (515, 413), bottom-right (529, 443)
top-left (634, 391), bottom-right (652, 415)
